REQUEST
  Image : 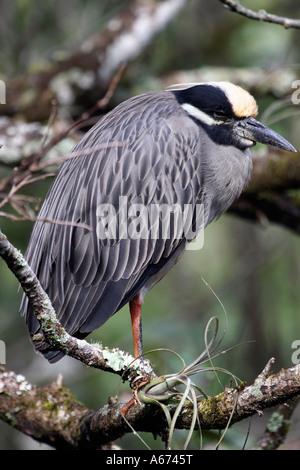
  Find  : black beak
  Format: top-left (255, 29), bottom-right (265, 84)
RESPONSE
top-left (234, 116), bottom-right (296, 152)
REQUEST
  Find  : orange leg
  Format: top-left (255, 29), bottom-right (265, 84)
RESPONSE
top-left (121, 293), bottom-right (144, 417)
top-left (129, 293), bottom-right (143, 359)
top-left (121, 397), bottom-right (135, 417)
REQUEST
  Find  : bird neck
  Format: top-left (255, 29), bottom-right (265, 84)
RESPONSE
top-left (200, 141), bottom-right (253, 225)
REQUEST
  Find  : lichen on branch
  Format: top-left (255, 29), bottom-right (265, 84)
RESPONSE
top-left (0, 228), bottom-right (154, 382)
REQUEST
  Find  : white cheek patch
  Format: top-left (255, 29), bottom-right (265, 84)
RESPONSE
top-left (181, 103), bottom-right (223, 126)
top-left (239, 137), bottom-right (256, 147)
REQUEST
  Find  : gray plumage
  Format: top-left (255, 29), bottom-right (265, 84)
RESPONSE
top-left (22, 83), bottom-right (295, 362)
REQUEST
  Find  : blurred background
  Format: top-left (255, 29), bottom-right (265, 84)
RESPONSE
top-left (0, 0), bottom-right (300, 450)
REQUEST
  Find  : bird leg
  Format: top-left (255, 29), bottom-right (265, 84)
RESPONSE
top-left (121, 293), bottom-right (144, 417)
top-left (129, 293), bottom-right (143, 359)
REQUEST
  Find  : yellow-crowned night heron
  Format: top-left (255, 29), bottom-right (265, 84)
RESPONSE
top-left (22, 82), bottom-right (296, 362)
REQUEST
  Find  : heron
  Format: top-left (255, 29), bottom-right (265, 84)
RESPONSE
top-left (22, 82), bottom-right (296, 362)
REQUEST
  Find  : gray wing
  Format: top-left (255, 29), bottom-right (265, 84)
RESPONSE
top-left (22, 91), bottom-right (203, 361)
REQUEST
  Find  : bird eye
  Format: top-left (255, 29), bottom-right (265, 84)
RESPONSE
top-left (213, 111), bottom-right (227, 121)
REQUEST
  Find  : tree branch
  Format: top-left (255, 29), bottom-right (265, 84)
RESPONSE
top-left (249, 151), bottom-right (300, 194)
top-left (2, 0), bottom-right (187, 121)
top-left (0, 230), bottom-right (299, 448)
top-left (255, 396), bottom-right (300, 450)
top-left (218, 0), bottom-right (300, 29)
top-left (0, 367), bottom-right (92, 449)
top-left (0, 229), bottom-right (154, 383)
top-left (1, 359), bottom-right (299, 449)
top-left (190, 359), bottom-right (300, 431)
top-left (230, 150), bottom-right (300, 234)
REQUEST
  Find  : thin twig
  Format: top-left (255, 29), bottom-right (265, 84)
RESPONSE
top-left (80, 63), bottom-right (127, 121)
top-left (31, 142), bottom-right (123, 173)
top-left (40, 99), bottom-right (58, 149)
top-left (34, 63), bottom-right (126, 169)
top-left (0, 64), bottom-right (126, 195)
top-left (219, 0), bottom-right (300, 29)
top-left (0, 173), bottom-right (55, 209)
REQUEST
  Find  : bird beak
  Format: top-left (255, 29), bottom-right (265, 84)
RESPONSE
top-left (234, 116), bottom-right (297, 152)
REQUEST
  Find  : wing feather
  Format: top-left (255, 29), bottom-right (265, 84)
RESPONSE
top-left (22, 91), bottom-right (204, 361)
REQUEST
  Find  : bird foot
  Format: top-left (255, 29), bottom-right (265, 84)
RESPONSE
top-left (121, 397), bottom-right (136, 416)
top-left (121, 376), bottom-right (151, 416)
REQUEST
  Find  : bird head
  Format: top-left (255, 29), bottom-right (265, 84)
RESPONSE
top-left (170, 82), bottom-right (296, 152)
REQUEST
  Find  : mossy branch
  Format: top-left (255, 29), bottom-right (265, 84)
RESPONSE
top-left (0, 225), bottom-right (299, 448)
top-left (230, 150), bottom-right (300, 234)
top-left (0, 228), bottom-right (154, 382)
top-left (0, 359), bottom-right (300, 449)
